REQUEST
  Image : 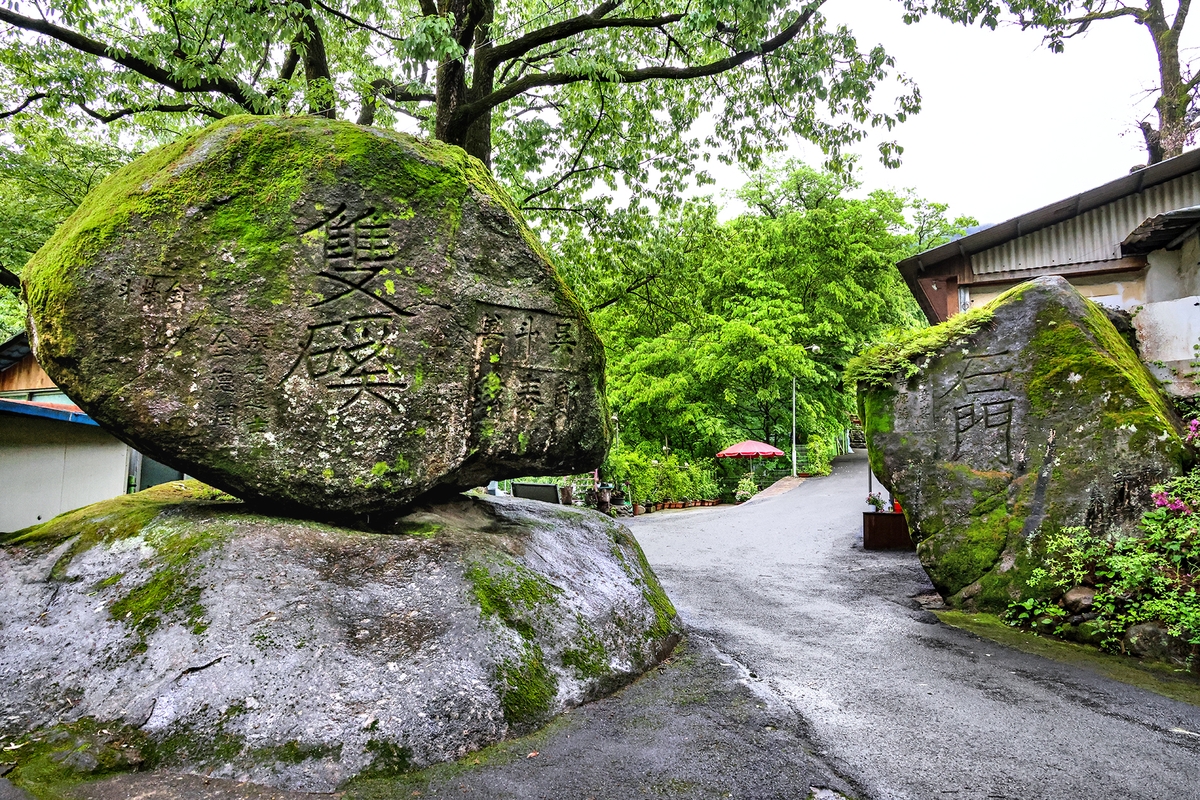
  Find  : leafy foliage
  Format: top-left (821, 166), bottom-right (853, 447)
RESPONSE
top-left (0, 124), bottom-right (132, 338)
top-left (602, 449), bottom-right (719, 504)
top-left (559, 162), bottom-right (932, 486)
top-left (735, 472), bottom-right (759, 502)
top-left (0, 0), bottom-right (922, 224)
top-left (1006, 469), bottom-right (1200, 651)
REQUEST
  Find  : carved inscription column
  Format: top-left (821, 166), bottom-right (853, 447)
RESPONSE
top-left (285, 207), bottom-right (413, 414)
top-left (939, 350), bottom-right (1017, 466)
top-left (471, 303), bottom-right (583, 448)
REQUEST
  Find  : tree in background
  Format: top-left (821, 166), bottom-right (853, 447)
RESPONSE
top-left (0, 127), bottom-right (131, 338)
top-left (0, 0), bottom-right (920, 223)
top-left (556, 163), bottom-right (954, 486)
top-left (904, 0), bottom-right (1197, 164)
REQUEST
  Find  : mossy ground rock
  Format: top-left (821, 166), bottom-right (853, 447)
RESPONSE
top-left (22, 116), bottom-right (609, 521)
top-left (854, 277), bottom-right (1188, 611)
top-left (0, 482), bottom-right (679, 793)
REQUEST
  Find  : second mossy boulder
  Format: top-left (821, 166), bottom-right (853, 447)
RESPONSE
top-left (851, 276), bottom-right (1188, 610)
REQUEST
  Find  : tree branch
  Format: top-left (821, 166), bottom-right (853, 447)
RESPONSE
top-left (78, 101), bottom-right (225, 123)
top-left (589, 272), bottom-right (660, 312)
top-left (0, 7), bottom-right (258, 110)
top-left (1056, 6), bottom-right (1146, 30)
top-left (487, 2), bottom-right (686, 66)
top-left (521, 91), bottom-right (607, 206)
top-left (309, 0), bottom-right (406, 42)
top-left (456, 7), bottom-right (816, 126)
top-left (1174, 0), bottom-right (1192, 33)
top-left (357, 78), bottom-right (436, 125)
top-left (0, 92), bottom-right (47, 119)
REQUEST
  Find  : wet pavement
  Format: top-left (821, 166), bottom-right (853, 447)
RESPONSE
top-left (630, 451), bottom-right (1200, 800)
top-left (66, 635), bottom-right (854, 800)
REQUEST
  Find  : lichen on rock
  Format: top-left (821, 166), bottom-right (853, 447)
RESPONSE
top-left (853, 277), bottom-right (1189, 611)
top-left (21, 115), bottom-right (610, 523)
top-left (0, 483), bottom-right (680, 793)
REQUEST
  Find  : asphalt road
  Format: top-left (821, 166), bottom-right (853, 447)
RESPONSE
top-left (629, 451), bottom-right (1200, 800)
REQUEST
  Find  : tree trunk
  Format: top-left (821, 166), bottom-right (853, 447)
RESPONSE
top-left (435, 0), bottom-right (495, 167)
top-left (298, 0), bottom-right (335, 118)
top-left (1140, 120), bottom-right (1166, 165)
top-left (1143, 9), bottom-right (1185, 163)
top-left (463, 1), bottom-right (496, 167)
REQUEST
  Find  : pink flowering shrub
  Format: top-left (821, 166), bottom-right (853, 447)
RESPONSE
top-left (1007, 425), bottom-right (1200, 651)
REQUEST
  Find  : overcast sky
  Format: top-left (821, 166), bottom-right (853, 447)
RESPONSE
top-left (710, 0), bottom-right (1195, 225)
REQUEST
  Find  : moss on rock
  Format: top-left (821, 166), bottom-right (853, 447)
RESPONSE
top-left (21, 115), bottom-right (611, 524)
top-left (856, 277), bottom-right (1187, 612)
top-left (1, 484), bottom-right (677, 793)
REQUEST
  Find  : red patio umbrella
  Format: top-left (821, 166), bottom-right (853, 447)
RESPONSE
top-left (715, 440), bottom-right (785, 459)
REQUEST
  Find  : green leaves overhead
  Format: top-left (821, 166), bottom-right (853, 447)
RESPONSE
top-left (0, 126), bottom-right (132, 339)
top-left (0, 0), bottom-right (921, 221)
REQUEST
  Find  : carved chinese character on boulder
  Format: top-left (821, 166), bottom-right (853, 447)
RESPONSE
top-left (852, 277), bottom-right (1188, 611)
top-left (22, 116), bottom-right (610, 522)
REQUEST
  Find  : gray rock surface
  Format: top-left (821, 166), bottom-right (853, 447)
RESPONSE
top-left (0, 482), bottom-right (678, 793)
top-left (856, 277), bottom-right (1187, 610)
top-left (0, 778), bottom-right (33, 800)
top-left (22, 116), bottom-right (609, 522)
top-left (1123, 622), bottom-right (1193, 666)
top-left (63, 637), bottom-right (857, 800)
top-left (1062, 585), bottom-right (1097, 614)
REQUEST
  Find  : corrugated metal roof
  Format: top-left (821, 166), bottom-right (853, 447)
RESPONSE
top-left (0, 332), bottom-right (30, 373)
top-left (0, 397), bottom-right (97, 426)
top-left (899, 147), bottom-right (1200, 274)
top-left (971, 171), bottom-right (1200, 274)
top-left (1121, 204), bottom-right (1200, 254)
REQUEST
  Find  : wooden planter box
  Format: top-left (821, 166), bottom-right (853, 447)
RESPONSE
top-left (863, 512), bottom-right (915, 551)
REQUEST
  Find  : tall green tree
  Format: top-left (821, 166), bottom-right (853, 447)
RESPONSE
top-left (903, 0), bottom-right (1198, 164)
top-left (0, 1), bottom-right (919, 219)
top-left (557, 164), bottom-right (927, 470)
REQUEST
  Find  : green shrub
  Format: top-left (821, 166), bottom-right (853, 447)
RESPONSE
top-left (1005, 470), bottom-right (1200, 650)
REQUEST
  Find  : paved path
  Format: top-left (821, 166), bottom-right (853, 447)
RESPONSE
top-left (629, 451), bottom-right (1200, 800)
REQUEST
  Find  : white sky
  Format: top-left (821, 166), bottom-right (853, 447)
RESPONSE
top-left (707, 0), bottom-right (1193, 225)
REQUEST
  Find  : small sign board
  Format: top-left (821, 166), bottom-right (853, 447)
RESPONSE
top-left (863, 512), bottom-right (915, 550)
top-left (510, 482), bottom-right (562, 504)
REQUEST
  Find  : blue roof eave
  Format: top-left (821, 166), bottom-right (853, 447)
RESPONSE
top-left (0, 398), bottom-right (99, 426)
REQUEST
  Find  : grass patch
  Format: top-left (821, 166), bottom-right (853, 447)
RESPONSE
top-left (342, 714), bottom-right (573, 798)
top-left (937, 610), bottom-right (1200, 707)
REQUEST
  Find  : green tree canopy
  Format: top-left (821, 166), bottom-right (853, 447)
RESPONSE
top-left (0, 0), bottom-right (920, 220)
top-left (555, 163), bottom-right (940, 473)
top-left (0, 126), bottom-right (132, 338)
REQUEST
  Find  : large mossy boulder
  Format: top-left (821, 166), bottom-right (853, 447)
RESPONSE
top-left (0, 482), bottom-right (679, 793)
top-left (22, 116), bottom-right (609, 522)
top-left (850, 277), bottom-right (1188, 611)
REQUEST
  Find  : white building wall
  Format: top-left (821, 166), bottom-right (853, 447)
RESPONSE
top-left (0, 415), bottom-right (129, 533)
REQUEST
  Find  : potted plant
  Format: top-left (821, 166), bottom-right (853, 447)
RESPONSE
top-left (863, 492), bottom-right (913, 550)
top-left (735, 473), bottom-right (758, 504)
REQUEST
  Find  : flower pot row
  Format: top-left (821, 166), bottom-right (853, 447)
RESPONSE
top-left (633, 499), bottom-right (722, 514)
